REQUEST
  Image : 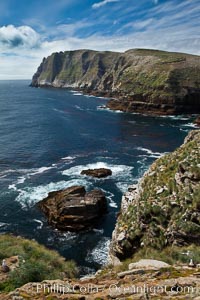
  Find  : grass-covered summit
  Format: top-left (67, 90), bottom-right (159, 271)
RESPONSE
top-left (31, 48), bottom-right (200, 114)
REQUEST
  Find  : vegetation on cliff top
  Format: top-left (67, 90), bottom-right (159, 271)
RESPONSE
top-left (0, 235), bottom-right (77, 291)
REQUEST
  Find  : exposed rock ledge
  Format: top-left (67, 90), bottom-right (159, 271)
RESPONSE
top-left (38, 186), bottom-right (107, 231)
top-left (109, 130), bottom-right (200, 264)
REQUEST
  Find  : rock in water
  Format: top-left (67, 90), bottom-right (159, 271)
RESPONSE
top-left (81, 168), bottom-right (112, 178)
top-left (37, 186), bottom-right (107, 231)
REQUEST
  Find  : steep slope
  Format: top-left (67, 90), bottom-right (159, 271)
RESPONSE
top-left (110, 130), bottom-right (200, 263)
top-left (31, 48), bottom-right (200, 114)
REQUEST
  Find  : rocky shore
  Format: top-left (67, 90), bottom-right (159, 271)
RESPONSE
top-left (31, 48), bottom-right (200, 115)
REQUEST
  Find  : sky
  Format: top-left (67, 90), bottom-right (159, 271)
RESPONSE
top-left (0, 0), bottom-right (199, 79)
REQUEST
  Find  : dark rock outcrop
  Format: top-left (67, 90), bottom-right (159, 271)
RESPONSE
top-left (81, 168), bottom-right (112, 178)
top-left (110, 130), bottom-right (200, 263)
top-left (38, 186), bottom-right (107, 231)
top-left (31, 49), bottom-right (200, 115)
top-left (194, 116), bottom-right (200, 126)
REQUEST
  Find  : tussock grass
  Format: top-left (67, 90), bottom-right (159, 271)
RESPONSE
top-left (0, 234), bottom-right (77, 291)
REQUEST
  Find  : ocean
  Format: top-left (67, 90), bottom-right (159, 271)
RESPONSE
top-left (0, 80), bottom-right (197, 274)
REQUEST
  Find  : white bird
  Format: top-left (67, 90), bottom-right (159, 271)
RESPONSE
top-left (189, 258), bottom-right (195, 267)
top-left (1, 259), bottom-right (10, 272)
top-left (181, 251), bottom-right (191, 256)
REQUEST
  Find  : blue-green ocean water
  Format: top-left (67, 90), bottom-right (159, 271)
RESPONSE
top-left (0, 80), bottom-right (197, 273)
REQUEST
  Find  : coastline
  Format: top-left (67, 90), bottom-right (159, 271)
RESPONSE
top-left (30, 84), bottom-right (200, 117)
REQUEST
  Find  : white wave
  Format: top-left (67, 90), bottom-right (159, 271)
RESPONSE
top-left (97, 105), bottom-right (108, 111)
top-left (0, 222), bottom-right (7, 228)
top-left (85, 95), bottom-right (94, 98)
top-left (181, 122), bottom-right (198, 128)
top-left (136, 147), bottom-right (165, 158)
top-left (53, 108), bottom-right (66, 114)
top-left (101, 189), bottom-right (118, 208)
top-left (74, 105), bottom-right (84, 110)
top-left (34, 219), bottom-right (43, 229)
top-left (96, 96), bottom-right (109, 100)
top-left (14, 179), bottom-right (92, 208)
top-left (29, 166), bottom-right (54, 176)
top-left (0, 169), bottom-right (16, 178)
top-left (61, 156), bottom-right (76, 160)
top-left (116, 182), bottom-right (131, 194)
top-left (8, 184), bottom-right (18, 191)
top-left (97, 106), bottom-right (123, 114)
top-left (180, 128), bottom-right (189, 132)
top-left (159, 115), bottom-right (191, 121)
top-left (73, 92), bottom-right (83, 96)
top-left (86, 238), bottom-right (110, 266)
top-left (8, 165), bottom-right (56, 188)
top-left (109, 202), bottom-right (118, 208)
top-left (16, 176), bottom-right (26, 184)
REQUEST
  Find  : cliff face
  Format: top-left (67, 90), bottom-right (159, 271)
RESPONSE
top-left (31, 49), bottom-right (200, 114)
top-left (110, 130), bottom-right (200, 263)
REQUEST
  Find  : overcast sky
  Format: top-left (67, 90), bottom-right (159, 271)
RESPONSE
top-left (0, 0), bottom-right (199, 79)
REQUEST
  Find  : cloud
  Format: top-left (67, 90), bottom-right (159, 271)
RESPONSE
top-left (0, 25), bottom-right (40, 49)
top-left (129, 18), bottom-right (155, 30)
top-left (0, 0), bottom-right (199, 79)
top-left (92, 0), bottom-right (119, 9)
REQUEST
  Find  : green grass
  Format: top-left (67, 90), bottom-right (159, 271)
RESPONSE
top-left (0, 235), bottom-right (78, 292)
top-left (114, 244), bottom-right (200, 273)
top-left (115, 130), bottom-right (200, 259)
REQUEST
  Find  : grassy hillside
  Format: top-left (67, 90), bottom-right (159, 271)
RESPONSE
top-left (0, 235), bottom-right (77, 291)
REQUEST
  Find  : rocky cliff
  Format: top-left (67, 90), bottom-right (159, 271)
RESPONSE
top-left (110, 130), bottom-right (200, 264)
top-left (31, 49), bottom-right (200, 114)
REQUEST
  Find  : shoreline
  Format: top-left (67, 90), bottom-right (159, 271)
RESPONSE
top-left (30, 84), bottom-right (200, 118)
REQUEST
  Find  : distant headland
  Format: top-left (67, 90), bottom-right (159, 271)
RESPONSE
top-left (31, 48), bottom-right (200, 115)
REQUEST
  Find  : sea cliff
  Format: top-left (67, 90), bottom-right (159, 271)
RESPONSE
top-left (110, 129), bottom-right (200, 264)
top-left (31, 49), bottom-right (200, 114)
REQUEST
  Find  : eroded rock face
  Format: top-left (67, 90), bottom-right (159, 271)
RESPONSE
top-left (38, 186), bottom-right (107, 231)
top-left (31, 49), bottom-right (200, 115)
top-left (81, 168), bottom-right (112, 178)
top-left (110, 130), bottom-right (200, 262)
